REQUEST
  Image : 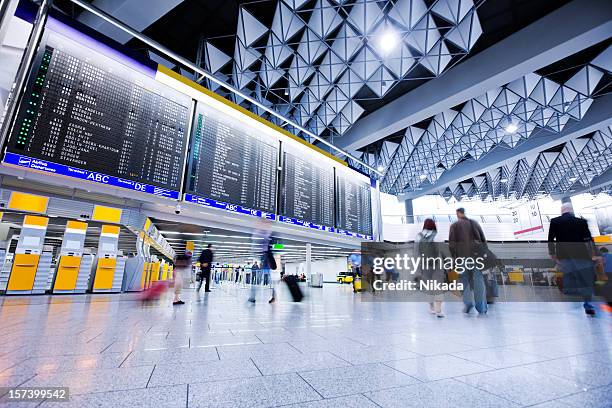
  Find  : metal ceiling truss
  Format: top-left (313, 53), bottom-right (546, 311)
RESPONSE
top-left (197, 0), bottom-right (484, 143)
top-left (348, 44), bottom-right (612, 200)
top-left (436, 125), bottom-right (612, 202)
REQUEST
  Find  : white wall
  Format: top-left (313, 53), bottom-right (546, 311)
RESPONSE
top-left (380, 192), bottom-right (406, 224)
top-left (381, 192), bottom-right (609, 242)
top-left (285, 257), bottom-right (348, 282)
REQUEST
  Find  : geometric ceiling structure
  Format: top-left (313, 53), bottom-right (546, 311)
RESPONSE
top-left (198, 0), bottom-right (483, 143)
top-left (438, 126), bottom-right (612, 201)
top-left (349, 43), bottom-right (612, 200)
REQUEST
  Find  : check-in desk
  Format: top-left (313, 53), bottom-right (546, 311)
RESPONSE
top-left (5, 215), bottom-right (52, 295)
top-left (149, 257), bottom-right (161, 283)
top-left (161, 262), bottom-right (169, 281)
top-left (91, 225), bottom-right (125, 293)
top-left (53, 221), bottom-right (92, 294)
top-left (122, 255), bottom-right (145, 292)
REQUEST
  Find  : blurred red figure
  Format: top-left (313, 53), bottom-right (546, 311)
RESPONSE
top-left (139, 280), bottom-right (169, 301)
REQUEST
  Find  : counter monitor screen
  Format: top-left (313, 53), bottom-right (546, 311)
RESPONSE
top-left (186, 101), bottom-right (278, 214)
top-left (4, 19), bottom-right (191, 193)
top-left (336, 171), bottom-right (373, 236)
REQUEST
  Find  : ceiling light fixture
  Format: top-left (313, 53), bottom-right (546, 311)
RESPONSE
top-left (569, 176), bottom-right (577, 182)
top-left (377, 28), bottom-right (400, 56)
top-left (505, 123), bottom-right (518, 133)
top-left (377, 165), bottom-right (384, 172)
top-left (500, 178), bottom-right (508, 183)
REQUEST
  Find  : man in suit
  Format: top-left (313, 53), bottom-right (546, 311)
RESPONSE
top-left (548, 202), bottom-right (596, 316)
top-left (198, 244), bottom-right (213, 293)
top-left (449, 207), bottom-right (488, 314)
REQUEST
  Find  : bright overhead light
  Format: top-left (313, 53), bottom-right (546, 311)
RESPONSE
top-left (419, 174), bottom-right (427, 180)
top-left (377, 28), bottom-right (400, 56)
top-left (569, 176), bottom-right (577, 182)
top-left (377, 165), bottom-right (384, 172)
top-left (505, 123), bottom-right (518, 133)
top-left (500, 178), bottom-right (508, 183)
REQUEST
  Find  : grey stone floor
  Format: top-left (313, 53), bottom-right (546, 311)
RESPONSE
top-left (0, 282), bottom-right (610, 407)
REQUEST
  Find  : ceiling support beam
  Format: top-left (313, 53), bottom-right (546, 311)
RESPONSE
top-left (338, 0), bottom-right (612, 152)
top-left (77, 0), bottom-right (184, 44)
top-left (400, 93), bottom-right (612, 199)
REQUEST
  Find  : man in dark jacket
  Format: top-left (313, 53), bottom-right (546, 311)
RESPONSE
top-left (548, 202), bottom-right (596, 315)
top-left (198, 244), bottom-right (213, 293)
top-left (449, 207), bottom-right (488, 314)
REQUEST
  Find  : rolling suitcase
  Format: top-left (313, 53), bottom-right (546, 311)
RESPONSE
top-left (284, 275), bottom-right (303, 302)
top-left (353, 277), bottom-right (362, 292)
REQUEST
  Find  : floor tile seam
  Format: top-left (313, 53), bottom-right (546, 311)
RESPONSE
top-left (184, 383), bottom-right (189, 408)
top-left (269, 395), bottom-right (328, 408)
top-left (285, 342), bottom-right (306, 355)
top-left (118, 351), bottom-right (134, 368)
top-left (444, 377), bottom-right (524, 406)
top-left (505, 346), bottom-right (601, 361)
top-left (446, 351), bottom-right (514, 369)
top-left (98, 340), bottom-right (116, 354)
top-left (0, 357), bottom-right (28, 375)
top-left (294, 372), bottom-right (325, 400)
top-left (0, 373), bottom-right (37, 398)
top-left (249, 357), bottom-right (264, 377)
top-left (326, 350), bottom-right (354, 366)
top-left (145, 364), bottom-right (156, 388)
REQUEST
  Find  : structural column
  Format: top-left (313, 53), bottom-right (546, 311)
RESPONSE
top-left (305, 243), bottom-right (311, 277)
top-left (404, 199), bottom-right (414, 224)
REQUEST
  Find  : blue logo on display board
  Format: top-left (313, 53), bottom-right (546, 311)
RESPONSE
top-left (3, 152), bottom-right (180, 199)
top-left (335, 228), bottom-right (374, 240)
top-left (277, 215), bottom-right (334, 233)
top-left (183, 194), bottom-right (276, 220)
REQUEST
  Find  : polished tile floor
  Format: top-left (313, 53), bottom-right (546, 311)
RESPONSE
top-left (0, 282), bottom-right (610, 407)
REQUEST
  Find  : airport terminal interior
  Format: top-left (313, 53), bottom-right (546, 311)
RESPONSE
top-left (0, 0), bottom-right (611, 407)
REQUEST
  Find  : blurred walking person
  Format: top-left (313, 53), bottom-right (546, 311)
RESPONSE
top-left (449, 207), bottom-right (488, 314)
top-left (415, 218), bottom-right (445, 317)
top-left (197, 244), bottom-right (214, 293)
top-left (248, 219), bottom-right (272, 303)
top-left (173, 253), bottom-right (191, 305)
top-left (548, 202), bottom-right (597, 316)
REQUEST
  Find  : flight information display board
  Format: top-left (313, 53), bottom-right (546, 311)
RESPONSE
top-left (185, 101), bottom-right (278, 217)
top-left (3, 18), bottom-right (191, 198)
top-left (336, 170), bottom-right (373, 238)
top-left (279, 150), bottom-right (334, 231)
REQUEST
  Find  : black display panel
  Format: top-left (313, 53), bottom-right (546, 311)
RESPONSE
top-left (280, 151), bottom-right (334, 228)
top-left (4, 21), bottom-right (191, 194)
top-left (186, 102), bottom-right (278, 213)
top-left (336, 172), bottom-right (373, 236)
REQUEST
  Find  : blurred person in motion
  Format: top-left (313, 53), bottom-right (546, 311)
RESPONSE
top-left (197, 244), bottom-right (214, 293)
top-left (548, 202), bottom-right (597, 316)
top-left (349, 250), bottom-right (362, 293)
top-left (172, 252), bottom-right (192, 305)
top-left (263, 245), bottom-right (278, 303)
top-left (415, 218), bottom-right (445, 317)
top-left (248, 219), bottom-right (272, 303)
top-left (449, 207), bottom-right (488, 314)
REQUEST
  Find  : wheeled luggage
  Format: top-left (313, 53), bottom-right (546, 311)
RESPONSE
top-left (284, 275), bottom-right (303, 302)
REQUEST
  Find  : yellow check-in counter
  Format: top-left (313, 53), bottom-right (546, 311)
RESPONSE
top-left (150, 261), bottom-right (161, 283)
top-left (53, 255), bottom-right (82, 291)
top-left (7, 253), bottom-right (40, 291)
top-left (161, 263), bottom-right (168, 281)
top-left (93, 257), bottom-right (117, 290)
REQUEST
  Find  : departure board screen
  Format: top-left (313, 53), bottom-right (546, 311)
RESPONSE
top-left (336, 171), bottom-right (373, 237)
top-left (185, 101), bottom-right (278, 214)
top-left (280, 150), bottom-right (334, 230)
top-left (3, 19), bottom-right (191, 197)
